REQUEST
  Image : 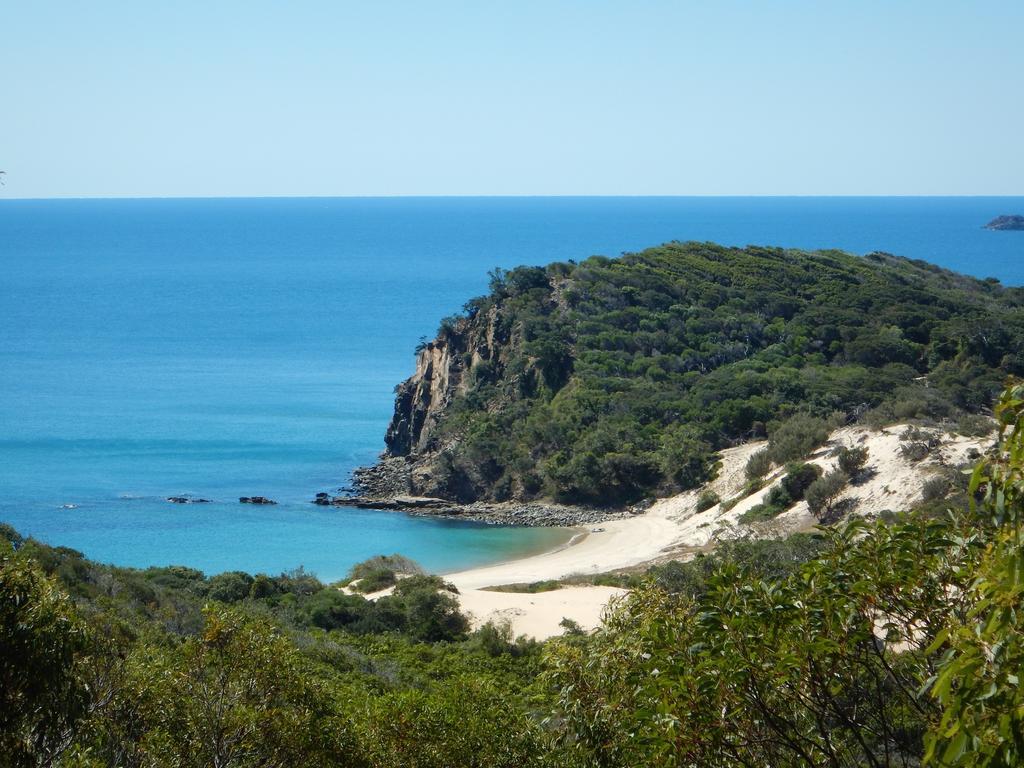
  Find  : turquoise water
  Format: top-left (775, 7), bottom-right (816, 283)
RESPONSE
top-left (1, 197), bottom-right (1022, 580)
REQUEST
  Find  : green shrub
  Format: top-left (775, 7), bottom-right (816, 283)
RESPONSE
top-left (351, 567), bottom-right (398, 594)
top-left (741, 463), bottom-right (826, 524)
top-left (767, 414), bottom-right (833, 464)
top-left (0, 523), bottom-right (25, 549)
top-left (739, 501), bottom-right (781, 524)
top-left (644, 560), bottom-right (708, 594)
top-left (248, 574), bottom-right (278, 599)
top-left (471, 619), bottom-right (542, 657)
top-left (745, 449), bottom-right (772, 481)
top-left (361, 675), bottom-right (544, 768)
top-left (0, 554), bottom-right (89, 766)
top-left (901, 425), bottom-right (932, 441)
top-left (954, 413), bottom-right (994, 437)
top-left (304, 589), bottom-right (370, 630)
top-left (924, 382), bottom-right (1024, 766)
top-left (805, 470), bottom-right (849, 519)
top-left (349, 554), bottom-right (423, 580)
top-left (836, 446), bottom-right (870, 477)
top-left (392, 574), bottom-right (458, 596)
top-left (274, 566), bottom-right (322, 597)
top-left (900, 441), bottom-right (931, 462)
top-left (719, 495), bottom-right (742, 512)
top-left (863, 407), bottom-right (892, 430)
top-left (780, 462), bottom-right (823, 500)
top-left (695, 489), bottom-right (721, 512)
top-left (921, 475), bottom-right (949, 502)
top-left (891, 397), bottom-right (929, 420)
top-left (766, 484), bottom-right (792, 507)
top-left (144, 565), bottom-right (205, 592)
top-left (378, 578), bottom-right (469, 642)
top-left (204, 571), bottom-right (254, 603)
top-left (559, 618), bottom-right (586, 636)
top-left (485, 580), bottom-right (561, 594)
top-left (474, 620), bottom-right (516, 656)
top-left (349, 554), bottom-right (423, 593)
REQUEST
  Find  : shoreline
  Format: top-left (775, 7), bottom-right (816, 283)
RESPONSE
top-left (322, 492), bottom-right (630, 527)
top-left (419, 441), bottom-right (771, 639)
top-left (444, 497), bottom-right (685, 591)
top-left (416, 499), bottom-right (692, 641)
top-left (437, 528), bottom-right (591, 578)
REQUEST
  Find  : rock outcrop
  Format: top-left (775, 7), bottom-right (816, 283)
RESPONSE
top-left (984, 215), bottom-right (1024, 231)
top-left (378, 300), bottom-right (539, 502)
top-left (385, 305), bottom-right (511, 457)
top-left (312, 491), bottom-right (627, 526)
top-left (348, 243), bottom-right (1023, 520)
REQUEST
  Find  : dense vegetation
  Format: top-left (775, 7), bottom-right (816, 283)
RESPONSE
top-left (0, 535), bottom-right (542, 767)
top-left (408, 242), bottom-right (1024, 504)
top-left (6, 381), bottom-right (1024, 766)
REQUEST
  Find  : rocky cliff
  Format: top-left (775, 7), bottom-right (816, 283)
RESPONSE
top-left (352, 244), bottom-right (1024, 509)
top-left (367, 284), bottom-right (554, 502)
top-left (385, 304), bottom-right (510, 458)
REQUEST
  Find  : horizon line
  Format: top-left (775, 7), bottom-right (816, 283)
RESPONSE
top-left (2, 193), bottom-right (1023, 202)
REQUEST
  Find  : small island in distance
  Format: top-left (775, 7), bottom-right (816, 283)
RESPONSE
top-left (984, 214), bottom-right (1024, 230)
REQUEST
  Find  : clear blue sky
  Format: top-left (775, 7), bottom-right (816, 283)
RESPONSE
top-left (2, 1), bottom-right (1021, 198)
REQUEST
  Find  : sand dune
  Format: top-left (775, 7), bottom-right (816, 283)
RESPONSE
top-left (438, 424), bottom-right (991, 640)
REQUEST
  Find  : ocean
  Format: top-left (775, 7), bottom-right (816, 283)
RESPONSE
top-left (1, 196), bottom-right (1022, 581)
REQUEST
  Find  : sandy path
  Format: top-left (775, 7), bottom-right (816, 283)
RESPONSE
top-left (455, 585), bottom-right (629, 640)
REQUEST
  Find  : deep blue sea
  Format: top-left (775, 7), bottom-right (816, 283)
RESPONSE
top-left (1, 197), bottom-right (1022, 581)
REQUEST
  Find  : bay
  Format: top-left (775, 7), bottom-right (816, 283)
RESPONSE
top-left (1, 196), bottom-right (1021, 580)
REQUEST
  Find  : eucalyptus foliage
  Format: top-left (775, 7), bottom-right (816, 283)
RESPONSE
top-left (924, 384), bottom-right (1024, 767)
top-left (5, 382), bottom-right (1024, 766)
top-left (545, 381), bottom-right (1024, 767)
top-left (421, 243), bottom-right (1024, 503)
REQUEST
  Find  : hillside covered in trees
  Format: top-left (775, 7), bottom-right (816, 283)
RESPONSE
top-left (381, 242), bottom-right (1024, 505)
top-left (5, 383), bottom-right (1024, 767)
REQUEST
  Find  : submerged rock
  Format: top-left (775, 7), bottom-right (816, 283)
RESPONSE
top-left (166, 496), bottom-right (212, 504)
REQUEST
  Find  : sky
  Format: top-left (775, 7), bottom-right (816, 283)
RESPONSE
top-left (1, 1), bottom-right (1022, 198)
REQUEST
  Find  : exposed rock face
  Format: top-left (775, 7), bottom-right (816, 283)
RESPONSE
top-left (985, 215), bottom-right (1024, 231)
top-left (377, 303), bottom-right (534, 502)
top-left (385, 305), bottom-right (510, 458)
top-left (383, 340), bottom-right (456, 457)
top-left (351, 457), bottom-right (413, 497)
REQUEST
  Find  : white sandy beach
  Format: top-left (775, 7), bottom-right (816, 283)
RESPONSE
top-left (437, 451), bottom-right (747, 640)
top-left (441, 509), bottom-right (687, 640)
top-left (435, 424), bottom-right (992, 641)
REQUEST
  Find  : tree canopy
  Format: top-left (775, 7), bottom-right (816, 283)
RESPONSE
top-left (402, 242), bottom-right (1024, 504)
